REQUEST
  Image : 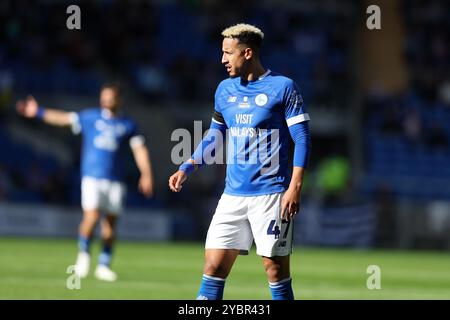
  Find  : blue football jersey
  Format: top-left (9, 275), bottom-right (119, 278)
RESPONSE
top-left (72, 108), bottom-right (144, 182)
top-left (213, 70), bottom-right (310, 196)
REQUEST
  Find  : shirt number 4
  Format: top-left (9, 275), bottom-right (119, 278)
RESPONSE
top-left (267, 219), bottom-right (291, 239)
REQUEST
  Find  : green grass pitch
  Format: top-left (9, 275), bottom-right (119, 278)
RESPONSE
top-left (0, 237), bottom-right (449, 299)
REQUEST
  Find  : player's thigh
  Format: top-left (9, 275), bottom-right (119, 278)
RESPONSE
top-left (248, 192), bottom-right (294, 257)
top-left (105, 180), bottom-right (126, 215)
top-left (205, 194), bottom-right (253, 254)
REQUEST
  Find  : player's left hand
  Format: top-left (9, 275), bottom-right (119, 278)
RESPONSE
top-left (138, 174), bottom-right (153, 198)
top-left (280, 188), bottom-right (301, 221)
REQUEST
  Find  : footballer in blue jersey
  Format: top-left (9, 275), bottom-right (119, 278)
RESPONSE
top-left (169, 24), bottom-right (311, 300)
top-left (213, 69), bottom-right (309, 196)
top-left (17, 84), bottom-right (154, 281)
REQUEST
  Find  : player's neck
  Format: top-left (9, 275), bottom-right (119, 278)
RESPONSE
top-left (242, 62), bottom-right (266, 82)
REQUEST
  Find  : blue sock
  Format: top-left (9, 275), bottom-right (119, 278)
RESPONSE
top-left (269, 278), bottom-right (294, 300)
top-left (98, 244), bottom-right (113, 267)
top-left (196, 274), bottom-right (226, 300)
top-left (78, 235), bottom-right (91, 253)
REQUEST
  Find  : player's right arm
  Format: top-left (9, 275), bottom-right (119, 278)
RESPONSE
top-left (168, 112), bottom-right (227, 193)
top-left (16, 95), bottom-right (74, 127)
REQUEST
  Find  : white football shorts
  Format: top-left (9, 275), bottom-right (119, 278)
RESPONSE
top-left (81, 176), bottom-right (126, 215)
top-left (205, 192), bottom-right (294, 257)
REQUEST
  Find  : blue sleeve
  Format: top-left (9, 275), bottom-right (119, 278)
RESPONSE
top-left (128, 120), bottom-right (146, 148)
top-left (128, 121), bottom-right (137, 136)
top-left (179, 119), bottom-right (227, 175)
top-left (288, 121), bottom-right (311, 168)
top-left (211, 83), bottom-right (226, 128)
top-left (284, 80), bottom-right (310, 127)
top-left (72, 109), bottom-right (90, 135)
top-left (214, 80), bottom-right (225, 113)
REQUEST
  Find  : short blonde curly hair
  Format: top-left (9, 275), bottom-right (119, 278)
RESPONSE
top-left (221, 23), bottom-right (264, 50)
top-left (221, 23), bottom-right (264, 39)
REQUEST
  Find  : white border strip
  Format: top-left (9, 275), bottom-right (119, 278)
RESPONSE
top-left (286, 113), bottom-right (310, 127)
top-left (69, 112), bottom-right (81, 135)
top-left (212, 118), bottom-right (225, 125)
top-left (130, 135), bottom-right (146, 148)
top-left (203, 274), bottom-right (226, 282)
top-left (269, 277), bottom-right (292, 287)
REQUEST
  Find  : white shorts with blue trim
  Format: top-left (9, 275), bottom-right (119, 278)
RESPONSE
top-left (205, 192), bottom-right (294, 257)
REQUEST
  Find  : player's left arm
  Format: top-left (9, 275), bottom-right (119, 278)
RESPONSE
top-left (281, 121), bottom-right (311, 220)
top-left (281, 80), bottom-right (311, 220)
top-left (130, 137), bottom-right (154, 198)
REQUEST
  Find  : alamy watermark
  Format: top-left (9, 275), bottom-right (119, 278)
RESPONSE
top-left (64, 5), bottom-right (380, 31)
top-left (366, 5), bottom-right (381, 30)
top-left (366, 265), bottom-right (381, 290)
top-left (66, 265), bottom-right (81, 290)
top-left (170, 120), bottom-right (280, 174)
top-left (66, 5), bottom-right (81, 30)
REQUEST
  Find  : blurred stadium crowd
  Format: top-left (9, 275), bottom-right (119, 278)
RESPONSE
top-left (0, 0), bottom-right (449, 247)
top-left (363, 0), bottom-right (450, 201)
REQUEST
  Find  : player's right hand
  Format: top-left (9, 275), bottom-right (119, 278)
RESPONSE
top-left (168, 170), bottom-right (187, 192)
top-left (16, 95), bottom-right (39, 118)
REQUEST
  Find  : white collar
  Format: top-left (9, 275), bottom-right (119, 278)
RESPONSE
top-left (258, 69), bottom-right (271, 80)
top-left (101, 109), bottom-right (114, 119)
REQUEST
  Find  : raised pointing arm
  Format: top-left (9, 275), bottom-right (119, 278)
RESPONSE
top-left (16, 95), bottom-right (74, 127)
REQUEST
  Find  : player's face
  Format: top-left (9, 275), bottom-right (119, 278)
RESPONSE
top-left (222, 38), bottom-right (248, 78)
top-left (100, 88), bottom-right (119, 110)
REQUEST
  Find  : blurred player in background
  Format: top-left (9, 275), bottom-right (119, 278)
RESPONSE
top-left (169, 24), bottom-right (311, 300)
top-left (16, 84), bottom-right (154, 281)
